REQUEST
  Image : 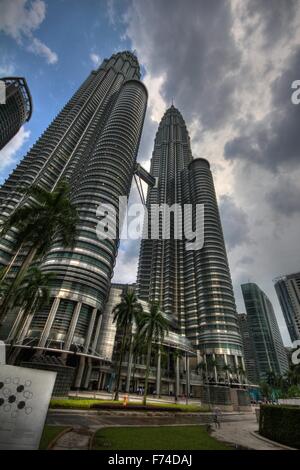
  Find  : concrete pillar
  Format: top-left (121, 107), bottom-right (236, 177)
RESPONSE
top-left (185, 353), bottom-right (190, 403)
top-left (156, 349), bottom-right (161, 396)
top-left (74, 355), bottom-right (86, 388)
top-left (212, 352), bottom-right (218, 383)
top-left (97, 371), bottom-right (103, 390)
top-left (64, 302), bottom-right (82, 351)
top-left (224, 353), bottom-right (229, 382)
top-left (84, 308), bottom-right (97, 354)
top-left (84, 358), bottom-right (93, 389)
top-left (234, 355), bottom-right (240, 383)
top-left (38, 297), bottom-right (60, 348)
top-left (91, 313), bottom-right (102, 353)
top-left (175, 354), bottom-right (180, 399)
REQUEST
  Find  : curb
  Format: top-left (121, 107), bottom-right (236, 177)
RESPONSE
top-left (48, 408), bottom-right (244, 417)
top-left (47, 426), bottom-right (73, 450)
top-left (250, 431), bottom-right (297, 450)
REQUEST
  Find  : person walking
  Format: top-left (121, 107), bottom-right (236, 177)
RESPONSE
top-left (213, 407), bottom-right (221, 429)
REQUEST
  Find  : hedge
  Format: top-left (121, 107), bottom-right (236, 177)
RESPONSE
top-left (259, 404), bottom-right (300, 449)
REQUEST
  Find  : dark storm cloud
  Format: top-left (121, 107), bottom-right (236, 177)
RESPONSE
top-left (245, 0), bottom-right (298, 47)
top-left (128, 0), bottom-right (241, 129)
top-left (219, 195), bottom-right (250, 250)
top-left (266, 178), bottom-right (300, 216)
top-left (224, 47), bottom-right (300, 171)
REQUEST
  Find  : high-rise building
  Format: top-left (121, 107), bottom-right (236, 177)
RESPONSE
top-left (137, 106), bottom-right (245, 376)
top-left (241, 283), bottom-right (289, 381)
top-left (237, 313), bottom-right (259, 384)
top-left (0, 52), bottom-right (147, 392)
top-left (274, 272), bottom-right (300, 342)
top-left (0, 77), bottom-right (32, 150)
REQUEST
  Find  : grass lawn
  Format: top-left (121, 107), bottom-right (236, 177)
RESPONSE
top-left (92, 426), bottom-right (232, 450)
top-left (50, 398), bottom-right (209, 412)
top-left (39, 425), bottom-right (68, 450)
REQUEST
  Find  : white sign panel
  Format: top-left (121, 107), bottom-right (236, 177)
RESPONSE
top-left (0, 341), bottom-right (5, 365)
top-left (0, 364), bottom-right (56, 450)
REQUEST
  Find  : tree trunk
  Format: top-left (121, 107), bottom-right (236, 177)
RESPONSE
top-left (114, 325), bottom-right (128, 401)
top-left (143, 339), bottom-right (152, 406)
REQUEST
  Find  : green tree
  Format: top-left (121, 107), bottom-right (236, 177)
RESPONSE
top-left (0, 181), bottom-right (78, 322)
top-left (7, 267), bottom-right (53, 357)
top-left (260, 381), bottom-right (271, 400)
top-left (112, 288), bottom-right (143, 401)
top-left (130, 330), bottom-right (148, 392)
top-left (222, 363), bottom-right (232, 381)
top-left (138, 302), bottom-right (169, 406)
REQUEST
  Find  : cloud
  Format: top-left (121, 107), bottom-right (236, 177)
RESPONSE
top-left (125, 0), bottom-right (240, 129)
top-left (0, 0), bottom-right (58, 64)
top-left (90, 52), bottom-right (102, 68)
top-left (0, 126), bottom-right (30, 175)
top-left (106, 0), bottom-right (116, 26)
top-left (266, 176), bottom-right (300, 216)
top-left (121, 0), bottom-right (300, 344)
top-left (0, 61), bottom-right (15, 76)
top-left (219, 195), bottom-right (250, 250)
top-left (224, 47), bottom-right (300, 171)
top-left (27, 36), bottom-right (58, 64)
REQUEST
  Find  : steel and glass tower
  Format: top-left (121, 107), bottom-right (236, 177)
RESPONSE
top-left (137, 106), bottom-right (244, 374)
top-left (0, 77), bottom-right (32, 150)
top-left (241, 283), bottom-right (289, 381)
top-left (0, 52), bottom-right (147, 388)
top-left (274, 273), bottom-right (300, 342)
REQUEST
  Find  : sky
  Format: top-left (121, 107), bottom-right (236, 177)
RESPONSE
top-left (1, 0), bottom-right (300, 345)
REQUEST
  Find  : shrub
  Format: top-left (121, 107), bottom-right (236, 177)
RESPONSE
top-left (259, 404), bottom-right (300, 449)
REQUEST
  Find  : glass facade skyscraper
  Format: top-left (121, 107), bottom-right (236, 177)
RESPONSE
top-left (241, 283), bottom-right (289, 381)
top-left (0, 77), bottom-right (32, 150)
top-left (0, 52), bottom-right (147, 390)
top-left (274, 272), bottom-right (300, 342)
top-left (137, 105), bottom-right (244, 374)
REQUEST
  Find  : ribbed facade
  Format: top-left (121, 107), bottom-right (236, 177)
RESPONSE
top-left (137, 106), bottom-right (244, 371)
top-left (274, 273), bottom-right (300, 342)
top-left (0, 77), bottom-right (32, 150)
top-left (237, 313), bottom-right (259, 384)
top-left (0, 52), bottom-right (147, 361)
top-left (241, 283), bottom-right (289, 380)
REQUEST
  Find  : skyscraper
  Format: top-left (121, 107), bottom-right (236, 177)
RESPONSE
top-left (274, 272), bottom-right (300, 342)
top-left (0, 52), bottom-right (147, 391)
top-left (241, 283), bottom-right (289, 381)
top-left (237, 313), bottom-right (259, 384)
top-left (137, 105), bottom-right (244, 376)
top-left (0, 77), bottom-right (32, 150)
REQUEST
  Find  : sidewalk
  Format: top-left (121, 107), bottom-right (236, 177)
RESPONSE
top-left (211, 415), bottom-right (286, 450)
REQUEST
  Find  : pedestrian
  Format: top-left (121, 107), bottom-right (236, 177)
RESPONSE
top-left (213, 407), bottom-right (221, 429)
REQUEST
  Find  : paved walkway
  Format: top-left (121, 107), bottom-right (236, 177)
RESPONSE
top-left (49, 411), bottom-right (286, 450)
top-left (211, 414), bottom-right (285, 450)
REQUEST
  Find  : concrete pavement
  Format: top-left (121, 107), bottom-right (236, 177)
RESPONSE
top-left (46, 409), bottom-right (288, 450)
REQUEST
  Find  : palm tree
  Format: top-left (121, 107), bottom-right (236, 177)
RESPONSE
top-left (138, 302), bottom-right (169, 406)
top-left (130, 331), bottom-right (147, 393)
top-left (237, 365), bottom-right (246, 384)
top-left (206, 356), bottom-right (218, 382)
top-left (112, 288), bottom-right (143, 401)
top-left (223, 364), bottom-right (232, 382)
top-left (7, 267), bottom-right (53, 358)
top-left (0, 181), bottom-right (78, 322)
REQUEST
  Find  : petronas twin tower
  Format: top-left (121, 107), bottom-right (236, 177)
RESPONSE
top-left (0, 51), bottom-right (246, 402)
top-left (136, 106), bottom-right (243, 371)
